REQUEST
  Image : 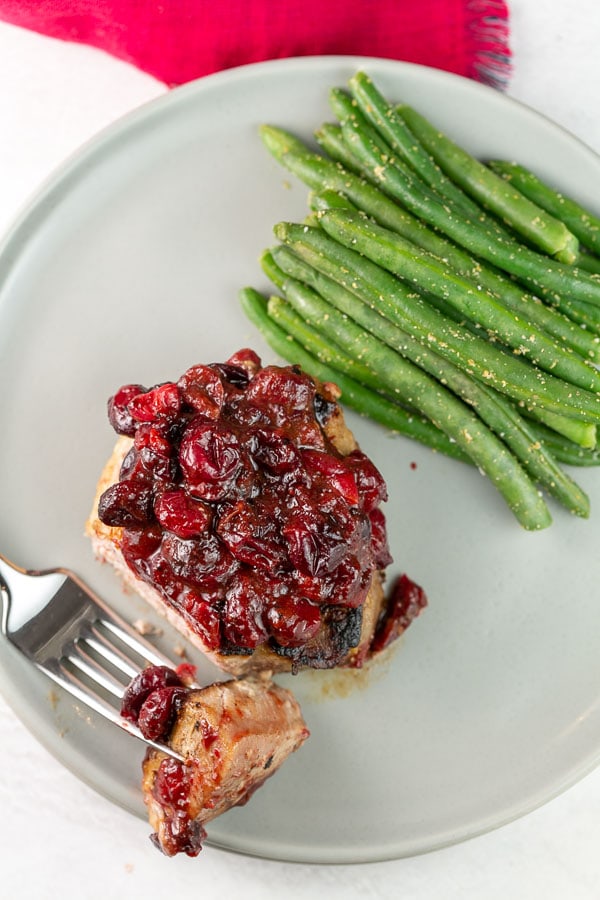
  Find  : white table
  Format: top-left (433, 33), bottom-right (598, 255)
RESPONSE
top-left (1, 3), bottom-right (600, 897)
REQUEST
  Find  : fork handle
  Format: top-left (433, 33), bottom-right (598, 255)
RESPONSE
top-left (0, 554), bottom-right (19, 630)
top-left (0, 554), bottom-right (67, 641)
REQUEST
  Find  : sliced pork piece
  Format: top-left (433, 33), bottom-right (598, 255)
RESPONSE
top-left (121, 665), bottom-right (308, 856)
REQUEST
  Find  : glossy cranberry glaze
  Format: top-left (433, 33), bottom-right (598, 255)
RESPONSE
top-left (151, 757), bottom-right (206, 857)
top-left (371, 574), bottom-right (428, 653)
top-left (120, 664), bottom-right (204, 857)
top-left (99, 350), bottom-right (391, 664)
top-left (121, 663), bottom-right (196, 739)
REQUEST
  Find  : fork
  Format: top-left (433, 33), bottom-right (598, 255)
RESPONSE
top-left (0, 553), bottom-right (184, 760)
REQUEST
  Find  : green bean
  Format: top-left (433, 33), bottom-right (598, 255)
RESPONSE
top-left (340, 113), bottom-right (600, 307)
top-left (312, 118), bottom-right (600, 329)
top-left (577, 253), bottom-right (600, 276)
top-left (314, 123), bottom-right (366, 174)
top-left (268, 249), bottom-right (588, 516)
top-left (275, 220), bottom-right (600, 422)
top-left (525, 406), bottom-right (596, 449)
top-left (396, 103), bottom-right (579, 263)
top-left (308, 182), bottom-right (600, 362)
top-left (255, 111), bottom-right (600, 523)
top-left (239, 286), bottom-right (473, 463)
top-left (260, 124), bottom-right (600, 358)
top-left (308, 188), bottom-right (358, 213)
top-left (529, 421), bottom-right (600, 467)
top-left (277, 228), bottom-right (600, 451)
top-left (550, 296), bottom-right (600, 335)
top-left (260, 246), bottom-right (288, 290)
top-left (330, 86), bottom-right (505, 231)
top-left (488, 159), bottom-right (600, 257)
top-left (316, 208), bottom-right (600, 393)
top-left (329, 88), bottom-right (401, 165)
top-left (347, 72), bottom-right (505, 226)
top-left (261, 124), bottom-right (466, 256)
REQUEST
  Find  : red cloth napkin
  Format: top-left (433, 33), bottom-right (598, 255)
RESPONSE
top-left (0, 0), bottom-right (511, 89)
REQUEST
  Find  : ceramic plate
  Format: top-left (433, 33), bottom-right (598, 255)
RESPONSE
top-left (1, 56), bottom-right (600, 864)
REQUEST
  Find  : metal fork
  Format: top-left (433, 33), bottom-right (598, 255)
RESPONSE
top-left (0, 553), bottom-right (184, 760)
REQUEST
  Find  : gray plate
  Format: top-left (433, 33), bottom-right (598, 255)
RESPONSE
top-left (1, 56), bottom-right (600, 864)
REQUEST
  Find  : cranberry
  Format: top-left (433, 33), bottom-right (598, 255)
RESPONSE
top-left (98, 481), bottom-right (153, 527)
top-left (294, 419), bottom-right (328, 450)
top-left (137, 685), bottom-right (188, 741)
top-left (292, 571), bottom-right (330, 604)
top-left (293, 555), bottom-right (368, 607)
top-left (155, 490), bottom-right (212, 538)
top-left (225, 348), bottom-right (261, 377)
top-left (282, 510), bottom-right (348, 577)
top-left (369, 508), bottom-right (393, 569)
top-left (245, 366), bottom-right (316, 423)
top-left (146, 553), bottom-right (184, 602)
top-left (152, 757), bottom-right (191, 811)
top-left (178, 364), bottom-right (225, 419)
top-left (317, 489), bottom-right (363, 543)
top-left (129, 383), bottom-right (181, 424)
top-left (371, 574), bottom-right (428, 653)
top-left (151, 817), bottom-right (206, 858)
top-left (150, 758), bottom-right (206, 857)
top-left (121, 524), bottom-right (163, 575)
top-left (119, 446), bottom-right (142, 481)
top-left (161, 532), bottom-right (238, 586)
top-left (266, 594), bottom-right (322, 647)
top-left (250, 428), bottom-right (300, 474)
top-left (121, 665), bottom-right (185, 723)
top-left (331, 556), bottom-right (372, 608)
top-left (223, 573), bottom-right (269, 649)
top-left (134, 425), bottom-right (171, 457)
top-left (210, 363), bottom-right (250, 389)
top-left (180, 588), bottom-right (222, 650)
top-left (216, 500), bottom-right (288, 570)
top-left (348, 451), bottom-right (388, 512)
top-left (179, 421), bottom-right (242, 500)
top-left (133, 425), bottom-right (174, 481)
top-left (108, 384), bottom-right (146, 436)
top-left (301, 449), bottom-right (359, 506)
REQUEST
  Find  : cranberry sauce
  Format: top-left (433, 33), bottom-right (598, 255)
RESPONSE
top-left (98, 350), bottom-right (391, 662)
top-left (120, 664), bottom-right (205, 858)
top-left (370, 574), bottom-right (428, 654)
top-left (150, 756), bottom-right (206, 857)
top-left (121, 662), bottom-right (195, 740)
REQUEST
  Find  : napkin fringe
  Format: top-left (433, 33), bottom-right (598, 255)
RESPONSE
top-left (466, 0), bottom-right (512, 89)
top-left (0, 1), bottom-right (513, 90)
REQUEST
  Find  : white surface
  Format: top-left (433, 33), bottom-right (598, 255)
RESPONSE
top-left (1, 3), bottom-right (600, 897)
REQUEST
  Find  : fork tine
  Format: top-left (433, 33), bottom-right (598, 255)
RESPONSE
top-left (42, 657), bottom-right (127, 722)
top-left (63, 648), bottom-right (125, 701)
top-left (41, 657), bottom-right (185, 762)
top-left (80, 624), bottom-right (141, 682)
top-left (97, 617), bottom-right (172, 669)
